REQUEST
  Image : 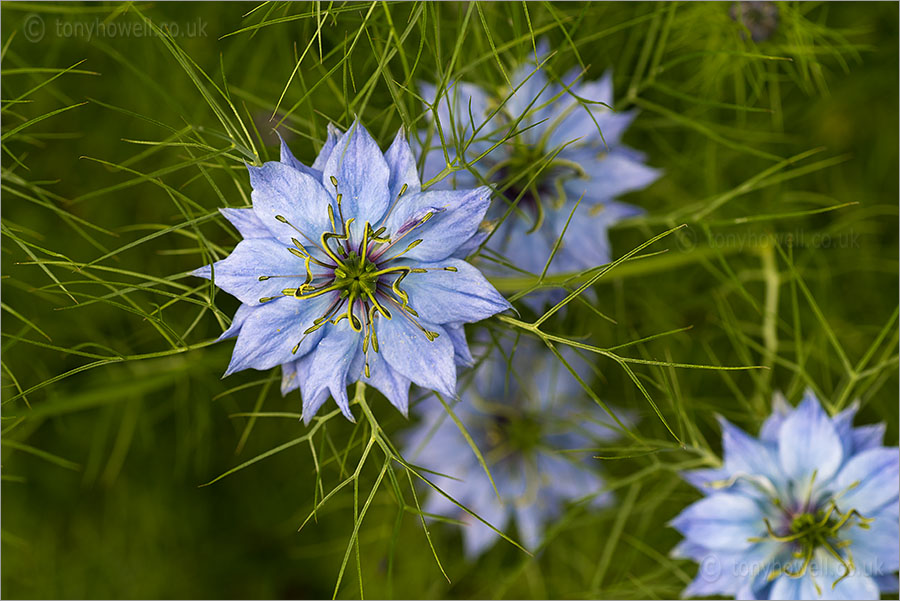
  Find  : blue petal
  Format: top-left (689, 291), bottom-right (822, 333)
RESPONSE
top-left (488, 213), bottom-right (557, 275)
top-left (546, 199), bottom-right (643, 269)
top-left (363, 350), bottom-right (411, 416)
top-left (278, 132), bottom-right (319, 179)
top-left (323, 121), bottom-right (391, 229)
top-left (833, 447), bottom-right (899, 515)
top-left (669, 492), bottom-right (765, 550)
top-left (829, 574), bottom-right (880, 600)
top-left (377, 316), bottom-right (456, 398)
top-left (281, 359), bottom-right (300, 395)
top-left (192, 238), bottom-right (306, 306)
top-left (759, 392), bottom-right (792, 443)
top-left (831, 400), bottom-right (861, 460)
top-left (291, 352), bottom-right (330, 420)
top-left (218, 303), bottom-right (253, 341)
top-left (219, 207), bottom-right (271, 239)
top-left (514, 504), bottom-right (544, 551)
top-left (416, 143), bottom-right (479, 191)
top-left (568, 148), bottom-right (661, 201)
top-left (444, 322), bottom-right (474, 366)
top-left (383, 187), bottom-right (492, 262)
top-left (423, 80), bottom-right (498, 148)
top-left (768, 572), bottom-right (823, 600)
top-left (778, 391), bottom-right (844, 484)
top-left (875, 573), bottom-right (900, 594)
top-left (506, 65), bottom-right (553, 138)
top-left (400, 258), bottom-right (510, 325)
top-left (384, 128), bottom-right (421, 201)
top-left (223, 294), bottom-right (334, 376)
top-left (681, 467), bottom-right (732, 491)
top-left (811, 552), bottom-right (882, 600)
top-left (853, 423), bottom-right (887, 453)
top-left (451, 223), bottom-right (490, 259)
top-left (718, 416), bottom-right (785, 490)
top-left (462, 483), bottom-right (510, 558)
top-left (679, 549), bottom-right (749, 598)
top-left (248, 161), bottom-right (334, 247)
top-left (301, 322), bottom-right (362, 422)
top-left (311, 123), bottom-right (342, 171)
top-left (546, 71), bottom-right (637, 149)
top-left (844, 504), bottom-right (899, 574)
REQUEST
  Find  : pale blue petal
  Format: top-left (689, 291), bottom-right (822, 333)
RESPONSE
top-left (759, 392), bottom-right (792, 443)
top-left (829, 574), bottom-right (880, 600)
top-left (853, 423), bottom-right (886, 453)
top-left (569, 149), bottom-right (661, 201)
top-left (546, 199), bottom-right (643, 269)
top-left (769, 572), bottom-right (821, 600)
top-left (301, 323), bottom-right (361, 422)
top-left (875, 573), bottom-right (899, 593)
top-left (718, 416), bottom-right (785, 489)
top-left (681, 467), bottom-right (732, 492)
top-left (323, 121), bottom-right (391, 228)
top-left (219, 207), bottom-right (271, 239)
top-left (223, 294), bottom-right (334, 376)
top-left (311, 123), bottom-right (342, 171)
top-left (451, 224), bottom-right (490, 259)
top-left (278, 132), bottom-right (319, 179)
top-left (281, 359), bottom-right (300, 395)
top-left (443, 322), bottom-right (474, 366)
top-left (382, 187), bottom-right (492, 262)
top-left (506, 66), bottom-right (553, 138)
top-left (844, 505), bottom-right (899, 574)
top-left (670, 539), bottom-right (708, 561)
top-left (832, 401), bottom-right (860, 459)
top-left (817, 552), bottom-right (881, 600)
top-left (363, 350), bottom-right (411, 416)
top-left (778, 392), bottom-right (844, 483)
top-left (248, 161), bottom-right (334, 246)
top-left (833, 447), bottom-right (899, 515)
top-left (399, 258), bottom-right (509, 324)
top-left (669, 493), bottom-right (765, 550)
top-left (462, 484), bottom-right (509, 558)
top-left (427, 80), bottom-right (498, 146)
top-left (292, 352), bottom-right (331, 420)
top-left (417, 144), bottom-right (479, 190)
top-left (681, 551), bottom-right (747, 598)
top-left (384, 128), bottom-right (421, 201)
top-left (192, 238), bottom-right (306, 306)
top-left (514, 504), bottom-right (544, 551)
top-left (218, 303), bottom-right (253, 341)
top-left (377, 316), bottom-right (456, 398)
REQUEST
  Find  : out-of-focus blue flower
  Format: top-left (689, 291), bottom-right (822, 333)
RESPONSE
top-left (671, 391), bottom-right (899, 600)
top-left (403, 337), bottom-right (622, 557)
top-left (417, 41), bottom-right (660, 306)
top-left (194, 122), bottom-right (510, 423)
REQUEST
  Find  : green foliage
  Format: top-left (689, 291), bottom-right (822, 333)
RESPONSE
top-left (2, 2), bottom-right (897, 599)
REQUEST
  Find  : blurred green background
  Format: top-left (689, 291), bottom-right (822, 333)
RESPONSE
top-left (2, 2), bottom-right (897, 598)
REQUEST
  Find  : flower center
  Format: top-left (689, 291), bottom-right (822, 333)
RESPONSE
top-left (754, 501), bottom-right (873, 591)
top-left (492, 144), bottom-right (587, 233)
top-left (333, 251), bottom-right (379, 298)
top-left (487, 411), bottom-right (544, 455)
top-left (256, 177), bottom-right (457, 377)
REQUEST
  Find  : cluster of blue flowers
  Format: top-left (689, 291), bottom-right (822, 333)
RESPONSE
top-left (194, 45), bottom-right (898, 600)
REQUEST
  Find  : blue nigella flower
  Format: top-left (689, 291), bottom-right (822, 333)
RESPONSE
top-left (417, 41), bottom-right (660, 306)
top-left (193, 122), bottom-right (511, 423)
top-left (671, 391), bottom-right (899, 600)
top-left (403, 336), bottom-right (621, 557)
